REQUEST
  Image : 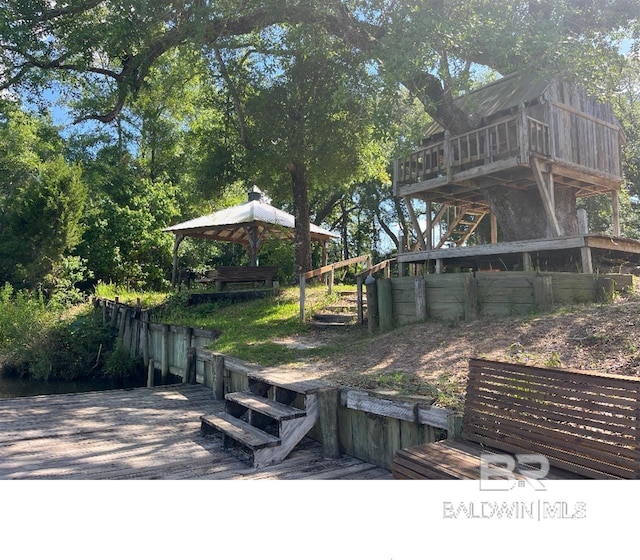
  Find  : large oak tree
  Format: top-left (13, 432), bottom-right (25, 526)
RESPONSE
top-left (3, 0), bottom-right (638, 264)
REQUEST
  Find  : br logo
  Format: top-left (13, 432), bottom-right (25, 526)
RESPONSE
top-left (480, 453), bottom-right (550, 491)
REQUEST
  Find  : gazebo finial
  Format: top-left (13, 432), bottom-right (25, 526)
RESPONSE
top-left (248, 185), bottom-right (262, 202)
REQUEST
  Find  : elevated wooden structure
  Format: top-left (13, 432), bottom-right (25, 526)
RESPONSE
top-left (394, 73), bottom-right (627, 259)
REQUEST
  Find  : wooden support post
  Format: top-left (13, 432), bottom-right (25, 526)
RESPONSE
top-left (444, 130), bottom-right (453, 182)
top-left (490, 213), bottom-right (498, 244)
top-left (447, 414), bottom-right (463, 440)
top-left (463, 276), bottom-right (478, 321)
top-left (415, 276), bottom-right (427, 322)
top-left (523, 252), bottom-right (533, 272)
top-left (328, 267), bottom-right (334, 295)
top-left (119, 307), bottom-right (130, 347)
top-left (212, 354), bottom-right (225, 400)
top-left (595, 277), bottom-right (615, 303)
top-left (299, 275), bottom-right (306, 323)
top-left (377, 278), bottom-right (394, 333)
top-left (147, 359), bottom-right (155, 388)
top-left (519, 103), bottom-right (529, 163)
top-left (426, 200), bottom-right (433, 250)
top-left (531, 157), bottom-right (561, 237)
top-left (141, 312), bottom-right (150, 368)
top-left (435, 258), bottom-right (443, 274)
top-left (398, 233), bottom-right (406, 277)
top-left (184, 327), bottom-right (193, 382)
top-left (612, 190), bottom-right (620, 237)
top-left (161, 324), bottom-right (170, 384)
top-left (318, 389), bottom-right (341, 459)
top-left (110, 298), bottom-right (119, 329)
top-left (581, 246), bottom-right (594, 274)
top-left (533, 276), bottom-right (554, 312)
top-left (577, 208), bottom-right (589, 234)
top-left (357, 275), bottom-right (364, 325)
top-left (186, 347), bottom-right (197, 384)
top-left (365, 275), bottom-right (378, 333)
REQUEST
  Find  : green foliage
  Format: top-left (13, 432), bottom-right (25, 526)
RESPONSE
top-left (0, 285), bottom-right (144, 382)
top-left (0, 106), bottom-right (89, 299)
top-left (104, 343), bottom-right (143, 381)
top-left (0, 284), bottom-right (57, 371)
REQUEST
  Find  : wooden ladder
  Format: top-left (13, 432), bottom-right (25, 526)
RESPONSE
top-left (200, 374), bottom-right (322, 468)
top-left (435, 209), bottom-right (487, 249)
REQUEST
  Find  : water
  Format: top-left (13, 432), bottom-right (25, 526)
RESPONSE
top-left (0, 368), bottom-right (146, 399)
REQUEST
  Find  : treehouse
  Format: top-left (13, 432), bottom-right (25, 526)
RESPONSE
top-left (394, 72), bottom-right (640, 273)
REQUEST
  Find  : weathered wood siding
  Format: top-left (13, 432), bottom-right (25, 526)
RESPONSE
top-left (97, 299), bottom-right (219, 381)
top-left (384, 272), bottom-right (633, 325)
top-left (544, 81), bottom-right (623, 178)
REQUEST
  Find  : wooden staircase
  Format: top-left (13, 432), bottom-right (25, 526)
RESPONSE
top-left (200, 373), bottom-right (323, 468)
top-left (435, 209), bottom-right (487, 248)
top-left (311, 290), bottom-right (361, 329)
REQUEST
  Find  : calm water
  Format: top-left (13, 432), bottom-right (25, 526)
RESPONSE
top-left (0, 368), bottom-right (146, 399)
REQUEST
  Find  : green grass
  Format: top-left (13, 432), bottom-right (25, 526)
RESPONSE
top-left (151, 285), bottom-right (341, 365)
top-left (94, 282), bottom-right (169, 308)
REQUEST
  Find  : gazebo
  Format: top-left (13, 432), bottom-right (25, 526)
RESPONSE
top-left (164, 186), bottom-right (338, 286)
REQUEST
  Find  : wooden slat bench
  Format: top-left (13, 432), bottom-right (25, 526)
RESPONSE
top-left (393, 358), bottom-right (640, 480)
top-left (196, 266), bottom-right (278, 290)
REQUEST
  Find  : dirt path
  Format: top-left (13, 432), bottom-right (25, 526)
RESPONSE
top-left (277, 295), bottom-right (640, 409)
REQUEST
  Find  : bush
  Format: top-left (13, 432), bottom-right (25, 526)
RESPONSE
top-left (0, 285), bottom-right (141, 382)
top-left (104, 343), bottom-right (144, 382)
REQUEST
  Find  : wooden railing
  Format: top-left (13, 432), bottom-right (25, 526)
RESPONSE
top-left (527, 116), bottom-right (550, 156)
top-left (395, 114), bottom-right (551, 188)
top-left (299, 255), bottom-right (371, 322)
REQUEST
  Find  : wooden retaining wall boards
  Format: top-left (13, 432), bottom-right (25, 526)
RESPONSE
top-left (380, 271), bottom-right (633, 326)
top-left (96, 298), bottom-right (457, 470)
top-left (96, 299), bottom-right (219, 385)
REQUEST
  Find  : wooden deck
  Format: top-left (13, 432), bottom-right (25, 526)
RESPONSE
top-left (397, 233), bottom-right (640, 273)
top-left (0, 384), bottom-right (391, 480)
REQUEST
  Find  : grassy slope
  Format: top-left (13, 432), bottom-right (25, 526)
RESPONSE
top-left (108, 282), bottom-right (640, 411)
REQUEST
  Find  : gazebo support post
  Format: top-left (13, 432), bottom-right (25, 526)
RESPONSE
top-left (244, 225), bottom-right (261, 266)
top-left (171, 234), bottom-right (185, 289)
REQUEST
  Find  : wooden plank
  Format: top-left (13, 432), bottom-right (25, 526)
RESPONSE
top-left (0, 386), bottom-right (389, 480)
top-left (225, 391), bottom-right (306, 421)
top-left (398, 236), bottom-right (593, 264)
top-left (346, 390), bottom-right (417, 423)
top-left (200, 412), bottom-right (281, 450)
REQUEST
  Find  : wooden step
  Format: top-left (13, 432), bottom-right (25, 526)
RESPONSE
top-left (313, 312), bottom-right (355, 324)
top-left (200, 412), bottom-right (281, 450)
top-left (325, 304), bottom-right (358, 312)
top-left (225, 392), bottom-right (306, 421)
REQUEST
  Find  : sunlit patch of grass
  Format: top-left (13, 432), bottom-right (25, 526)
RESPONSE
top-left (152, 285), bottom-right (339, 365)
top-left (94, 282), bottom-right (169, 308)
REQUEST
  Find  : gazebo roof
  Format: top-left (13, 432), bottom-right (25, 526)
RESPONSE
top-left (164, 187), bottom-right (338, 245)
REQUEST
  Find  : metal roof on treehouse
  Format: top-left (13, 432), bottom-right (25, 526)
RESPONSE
top-left (164, 186), bottom-right (338, 273)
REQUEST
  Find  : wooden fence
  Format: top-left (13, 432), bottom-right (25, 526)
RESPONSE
top-left (368, 271), bottom-right (633, 327)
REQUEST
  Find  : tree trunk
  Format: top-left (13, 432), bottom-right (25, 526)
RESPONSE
top-left (482, 184), bottom-right (578, 241)
top-left (287, 160), bottom-right (312, 276)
